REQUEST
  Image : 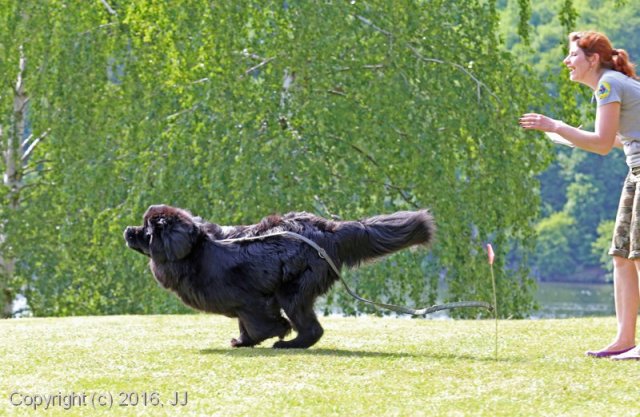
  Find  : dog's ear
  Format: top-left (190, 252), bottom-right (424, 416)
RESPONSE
top-left (148, 215), bottom-right (198, 262)
top-left (161, 220), bottom-right (197, 261)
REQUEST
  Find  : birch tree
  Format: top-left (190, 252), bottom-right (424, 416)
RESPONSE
top-left (2, 0), bottom-right (552, 318)
top-left (0, 46), bottom-right (48, 317)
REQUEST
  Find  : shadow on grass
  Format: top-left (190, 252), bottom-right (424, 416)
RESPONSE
top-left (199, 347), bottom-right (413, 358)
top-left (198, 347), bottom-right (523, 362)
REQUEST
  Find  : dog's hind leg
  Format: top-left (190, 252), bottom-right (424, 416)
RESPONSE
top-left (272, 301), bottom-right (324, 349)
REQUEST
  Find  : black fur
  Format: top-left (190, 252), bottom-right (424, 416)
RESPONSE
top-left (124, 204), bottom-right (435, 349)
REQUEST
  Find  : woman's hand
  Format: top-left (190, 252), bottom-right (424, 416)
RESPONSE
top-left (519, 102), bottom-right (620, 156)
top-left (519, 113), bottom-right (560, 132)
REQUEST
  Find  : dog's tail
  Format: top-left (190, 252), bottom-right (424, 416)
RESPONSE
top-left (334, 210), bottom-right (435, 268)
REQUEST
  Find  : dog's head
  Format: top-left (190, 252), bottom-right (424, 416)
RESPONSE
top-left (124, 205), bottom-right (201, 263)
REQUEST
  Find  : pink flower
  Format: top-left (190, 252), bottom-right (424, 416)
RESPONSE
top-left (487, 243), bottom-right (495, 265)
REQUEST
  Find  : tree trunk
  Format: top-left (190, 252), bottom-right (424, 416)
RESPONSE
top-left (0, 256), bottom-right (14, 318)
top-left (1, 46), bottom-right (32, 318)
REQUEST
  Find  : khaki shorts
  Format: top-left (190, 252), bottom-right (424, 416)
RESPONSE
top-left (609, 167), bottom-right (640, 259)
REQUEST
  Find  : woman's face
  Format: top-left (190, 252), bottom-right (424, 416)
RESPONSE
top-left (563, 41), bottom-right (594, 83)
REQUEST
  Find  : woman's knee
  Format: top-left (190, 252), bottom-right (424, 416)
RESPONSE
top-left (613, 255), bottom-right (634, 269)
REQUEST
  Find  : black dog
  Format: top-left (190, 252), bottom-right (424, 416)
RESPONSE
top-left (124, 205), bottom-right (434, 348)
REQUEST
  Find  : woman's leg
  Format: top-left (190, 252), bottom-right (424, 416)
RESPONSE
top-left (598, 170), bottom-right (637, 353)
top-left (610, 260), bottom-right (640, 359)
top-left (605, 256), bottom-right (639, 350)
top-left (588, 256), bottom-right (637, 354)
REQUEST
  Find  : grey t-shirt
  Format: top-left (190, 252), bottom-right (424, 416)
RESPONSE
top-left (596, 69), bottom-right (640, 167)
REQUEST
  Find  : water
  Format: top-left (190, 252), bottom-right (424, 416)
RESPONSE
top-left (11, 281), bottom-right (617, 319)
top-left (534, 281), bottom-right (615, 318)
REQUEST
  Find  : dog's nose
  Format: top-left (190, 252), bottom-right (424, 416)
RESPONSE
top-left (124, 226), bottom-right (135, 240)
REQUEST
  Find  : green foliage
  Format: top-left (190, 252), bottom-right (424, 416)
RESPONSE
top-left (1, 0), bottom-right (551, 318)
top-left (517, 0), bottom-right (532, 45)
top-left (563, 152), bottom-right (627, 265)
top-left (532, 212), bottom-right (578, 279)
top-left (558, 0), bottom-right (579, 37)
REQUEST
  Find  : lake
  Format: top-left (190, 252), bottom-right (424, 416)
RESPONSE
top-left (534, 281), bottom-right (615, 318)
top-left (12, 282), bottom-right (617, 319)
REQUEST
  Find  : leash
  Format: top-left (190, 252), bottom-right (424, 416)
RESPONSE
top-left (218, 231), bottom-right (493, 316)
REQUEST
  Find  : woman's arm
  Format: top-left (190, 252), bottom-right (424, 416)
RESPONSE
top-left (519, 101), bottom-right (620, 155)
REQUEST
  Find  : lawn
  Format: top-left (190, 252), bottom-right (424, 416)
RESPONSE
top-left (1, 314), bottom-right (638, 416)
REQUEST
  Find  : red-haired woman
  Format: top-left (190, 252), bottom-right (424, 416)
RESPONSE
top-left (520, 31), bottom-right (640, 360)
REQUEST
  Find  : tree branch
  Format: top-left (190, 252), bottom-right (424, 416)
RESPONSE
top-left (21, 129), bottom-right (50, 163)
top-left (328, 134), bottom-right (419, 208)
top-left (23, 166), bottom-right (51, 177)
top-left (356, 14), bottom-right (499, 104)
top-left (100, 0), bottom-right (118, 16)
top-left (244, 56), bottom-right (277, 76)
top-left (329, 134), bottom-right (379, 167)
top-left (79, 22), bottom-right (118, 37)
top-left (355, 15), bottom-right (393, 37)
top-left (406, 44), bottom-right (499, 103)
top-left (166, 104), bottom-right (198, 121)
top-left (238, 50), bottom-right (267, 61)
top-left (328, 89), bottom-right (347, 96)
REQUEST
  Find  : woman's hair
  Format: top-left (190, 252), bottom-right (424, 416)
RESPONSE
top-left (570, 31), bottom-right (637, 79)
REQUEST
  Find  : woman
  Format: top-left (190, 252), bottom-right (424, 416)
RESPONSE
top-left (520, 31), bottom-right (640, 360)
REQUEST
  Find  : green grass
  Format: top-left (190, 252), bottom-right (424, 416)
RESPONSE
top-left (1, 314), bottom-right (638, 417)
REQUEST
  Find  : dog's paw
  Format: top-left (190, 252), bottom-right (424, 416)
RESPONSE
top-left (272, 340), bottom-right (287, 349)
top-left (273, 340), bottom-right (301, 349)
top-left (231, 337), bottom-right (257, 348)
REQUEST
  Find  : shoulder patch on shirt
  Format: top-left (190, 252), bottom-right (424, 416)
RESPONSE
top-left (597, 81), bottom-right (611, 100)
